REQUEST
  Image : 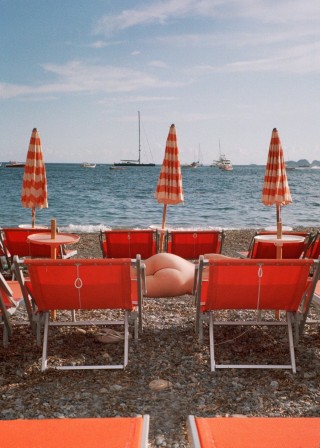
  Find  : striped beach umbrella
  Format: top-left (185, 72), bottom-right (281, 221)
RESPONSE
top-left (155, 124), bottom-right (184, 250)
top-left (21, 128), bottom-right (48, 228)
top-left (262, 128), bottom-right (292, 249)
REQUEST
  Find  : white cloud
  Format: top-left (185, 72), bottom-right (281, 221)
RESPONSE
top-left (0, 61), bottom-right (187, 100)
top-left (149, 60), bottom-right (168, 68)
top-left (190, 41), bottom-right (320, 74)
top-left (94, 0), bottom-right (320, 36)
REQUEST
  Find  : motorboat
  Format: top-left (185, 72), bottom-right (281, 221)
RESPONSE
top-left (211, 154), bottom-right (233, 171)
top-left (210, 140), bottom-right (233, 171)
top-left (81, 162), bottom-right (96, 168)
top-left (6, 161), bottom-right (25, 168)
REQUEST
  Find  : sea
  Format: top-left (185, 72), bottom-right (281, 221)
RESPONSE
top-left (0, 163), bottom-right (319, 232)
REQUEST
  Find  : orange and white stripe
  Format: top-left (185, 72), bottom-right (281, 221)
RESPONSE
top-left (262, 128), bottom-right (292, 206)
top-left (155, 124), bottom-right (184, 205)
top-left (21, 128), bottom-right (48, 209)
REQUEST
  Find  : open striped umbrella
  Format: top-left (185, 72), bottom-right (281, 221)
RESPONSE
top-left (262, 128), bottom-right (292, 253)
top-left (21, 128), bottom-right (48, 228)
top-left (155, 124), bottom-right (184, 250)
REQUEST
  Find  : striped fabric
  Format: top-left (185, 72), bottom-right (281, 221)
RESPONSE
top-left (262, 128), bottom-right (292, 206)
top-left (21, 128), bottom-right (48, 209)
top-left (155, 124), bottom-right (184, 205)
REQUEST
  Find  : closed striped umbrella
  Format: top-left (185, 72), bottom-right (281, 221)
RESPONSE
top-left (262, 128), bottom-right (292, 250)
top-left (155, 124), bottom-right (184, 250)
top-left (21, 128), bottom-right (48, 228)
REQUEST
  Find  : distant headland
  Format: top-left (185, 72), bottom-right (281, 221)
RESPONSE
top-left (285, 159), bottom-right (320, 168)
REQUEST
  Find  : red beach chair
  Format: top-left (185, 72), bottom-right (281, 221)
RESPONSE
top-left (23, 256), bottom-right (145, 371)
top-left (166, 229), bottom-right (225, 259)
top-left (99, 229), bottom-right (158, 258)
top-left (0, 416), bottom-right (150, 448)
top-left (0, 272), bottom-right (24, 346)
top-left (195, 257), bottom-right (319, 372)
top-left (305, 230), bottom-right (320, 260)
top-left (187, 416), bottom-right (320, 448)
top-left (239, 230), bottom-right (311, 259)
top-left (0, 227), bottom-right (77, 269)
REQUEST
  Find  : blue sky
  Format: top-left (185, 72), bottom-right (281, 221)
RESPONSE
top-left (1, 0), bottom-right (320, 165)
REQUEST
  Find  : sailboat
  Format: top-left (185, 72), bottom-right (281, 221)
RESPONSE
top-left (113, 111), bottom-right (155, 167)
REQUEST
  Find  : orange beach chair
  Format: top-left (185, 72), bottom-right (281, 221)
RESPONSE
top-left (165, 229), bottom-right (224, 259)
top-left (187, 416), bottom-right (320, 448)
top-left (0, 272), bottom-right (24, 346)
top-left (195, 257), bottom-right (319, 372)
top-left (0, 416), bottom-right (150, 448)
top-left (239, 230), bottom-right (311, 259)
top-left (100, 229), bottom-right (158, 259)
top-left (0, 227), bottom-right (77, 269)
top-left (22, 256), bottom-right (145, 371)
top-left (305, 230), bottom-right (320, 260)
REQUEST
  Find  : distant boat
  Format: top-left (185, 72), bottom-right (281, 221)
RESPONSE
top-left (113, 111), bottom-right (155, 167)
top-left (109, 166), bottom-right (125, 171)
top-left (81, 162), bottom-right (96, 168)
top-left (210, 141), bottom-right (233, 171)
top-left (6, 161), bottom-right (25, 168)
top-left (182, 161), bottom-right (201, 169)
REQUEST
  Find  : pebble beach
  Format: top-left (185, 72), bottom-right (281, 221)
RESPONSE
top-left (1, 228), bottom-right (320, 447)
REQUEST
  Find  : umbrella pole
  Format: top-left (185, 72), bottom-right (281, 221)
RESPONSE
top-left (160, 204), bottom-right (167, 252)
top-left (275, 204), bottom-right (282, 319)
top-left (32, 208), bottom-right (36, 228)
top-left (276, 204), bottom-right (282, 259)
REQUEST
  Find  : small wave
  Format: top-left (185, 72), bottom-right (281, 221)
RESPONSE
top-left (59, 224), bottom-right (112, 233)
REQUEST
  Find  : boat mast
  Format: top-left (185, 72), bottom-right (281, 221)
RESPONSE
top-left (138, 110), bottom-right (141, 165)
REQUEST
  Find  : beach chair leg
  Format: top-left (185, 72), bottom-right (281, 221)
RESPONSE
top-left (287, 313), bottom-right (296, 373)
top-left (41, 313), bottom-right (50, 372)
top-left (124, 311), bottom-right (129, 368)
top-left (209, 312), bottom-right (216, 372)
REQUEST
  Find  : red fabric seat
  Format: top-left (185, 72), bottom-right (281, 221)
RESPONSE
top-left (167, 230), bottom-right (224, 259)
top-left (100, 229), bottom-right (157, 259)
top-left (188, 416), bottom-right (320, 448)
top-left (0, 416), bottom-right (149, 448)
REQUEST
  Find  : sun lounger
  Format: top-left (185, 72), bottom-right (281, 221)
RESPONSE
top-left (0, 415), bottom-right (150, 447)
top-left (165, 229), bottom-right (225, 259)
top-left (194, 257), bottom-right (319, 372)
top-left (187, 416), bottom-right (320, 448)
top-left (100, 229), bottom-right (158, 259)
top-left (20, 256), bottom-right (145, 371)
top-left (0, 272), bottom-right (24, 346)
top-left (305, 230), bottom-right (320, 260)
top-left (0, 227), bottom-right (77, 270)
top-left (238, 230), bottom-right (311, 259)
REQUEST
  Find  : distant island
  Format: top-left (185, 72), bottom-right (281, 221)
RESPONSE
top-left (285, 159), bottom-right (320, 168)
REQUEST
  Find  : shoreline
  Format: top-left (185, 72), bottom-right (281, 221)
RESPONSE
top-left (1, 227), bottom-right (319, 448)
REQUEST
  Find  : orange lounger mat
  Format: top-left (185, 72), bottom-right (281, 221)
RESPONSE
top-left (0, 416), bottom-right (149, 448)
top-left (188, 416), bottom-right (320, 448)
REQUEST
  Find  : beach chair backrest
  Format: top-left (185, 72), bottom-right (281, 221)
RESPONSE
top-left (24, 258), bottom-right (135, 312)
top-left (102, 229), bottom-right (157, 259)
top-left (200, 258), bottom-right (313, 311)
top-left (3, 228), bottom-right (52, 258)
top-left (248, 231), bottom-right (310, 259)
top-left (305, 231), bottom-right (320, 259)
top-left (167, 230), bottom-right (224, 259)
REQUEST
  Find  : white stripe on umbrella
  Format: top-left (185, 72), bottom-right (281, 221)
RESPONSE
top-left (21, 128), bottom-right (48, 227)
top-left (155, 124), bottom-right (183, 250)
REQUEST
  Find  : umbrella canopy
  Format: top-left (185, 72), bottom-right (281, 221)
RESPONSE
top-left (21, 128), bottom-right (48, 227)
top-left (262, 128), bottom-right (292, 243)
top-left (155, 124), bottom-right (184, 250)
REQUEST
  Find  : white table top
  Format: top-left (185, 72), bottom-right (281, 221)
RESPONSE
top-left (254, 234), bottom-right (304, 245)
